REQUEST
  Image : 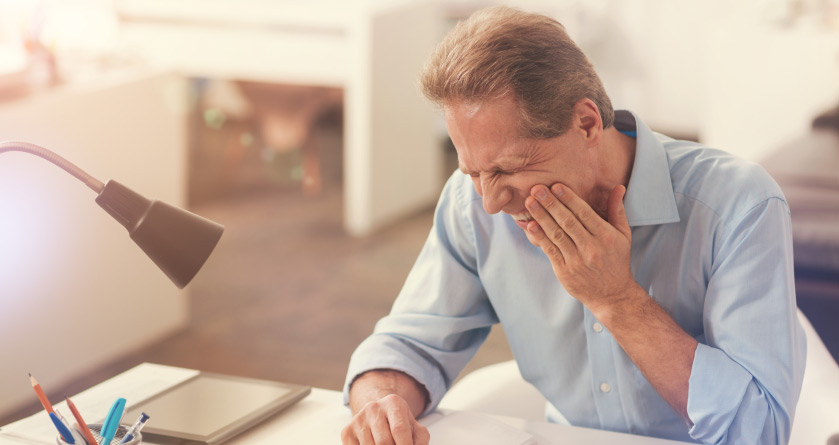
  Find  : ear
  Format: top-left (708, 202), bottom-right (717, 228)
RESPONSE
top-left (572, 99), bottom-right (603, 148)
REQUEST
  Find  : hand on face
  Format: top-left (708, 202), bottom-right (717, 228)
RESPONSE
top-left (523, 183), bottom-right (638, 314)
top-left (341, 394), bottom-right (430, 445)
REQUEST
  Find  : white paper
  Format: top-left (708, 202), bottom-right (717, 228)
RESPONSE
top-left (0, 363), bottom-right (198, 444)
top-left (423, 411), bottom-right (538, 445)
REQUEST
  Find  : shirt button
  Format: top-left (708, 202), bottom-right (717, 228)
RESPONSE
top-left (600, 382), bottom-right (611, 393)
top-left (592, 322), bottom-right (604, 333)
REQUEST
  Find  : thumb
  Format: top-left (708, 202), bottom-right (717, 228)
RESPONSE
top-left (608, 185), bottom-right (631, 238)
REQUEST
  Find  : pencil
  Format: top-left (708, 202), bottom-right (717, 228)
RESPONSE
top-left (65, 396), bottom-right (99, 445)
top-left (28, 373), bottom-right (54, 414)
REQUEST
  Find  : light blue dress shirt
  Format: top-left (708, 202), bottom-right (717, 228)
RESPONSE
top-left (344, 111), bottom-right (806, 444)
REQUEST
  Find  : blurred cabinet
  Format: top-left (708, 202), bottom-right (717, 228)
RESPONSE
top-left (117, 0), bottom-right (441, 236)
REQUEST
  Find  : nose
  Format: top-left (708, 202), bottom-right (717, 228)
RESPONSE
top-left (479, 178), bottom-right (512, 214)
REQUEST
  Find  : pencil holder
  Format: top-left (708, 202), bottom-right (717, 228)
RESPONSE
top-left (56, 423), bottom-right (141, 445)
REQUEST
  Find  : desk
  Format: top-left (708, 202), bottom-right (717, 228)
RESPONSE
top-left (234, 388), bottom-right (694, 445)
top-left (0, 363), bottom-right (693, 445)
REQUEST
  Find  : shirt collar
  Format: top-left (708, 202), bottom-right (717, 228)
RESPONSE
top-left (620, 110), bottom-right (681, 227)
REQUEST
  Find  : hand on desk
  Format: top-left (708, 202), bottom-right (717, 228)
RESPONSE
top-left (343, 370), bottom-right (430, 445)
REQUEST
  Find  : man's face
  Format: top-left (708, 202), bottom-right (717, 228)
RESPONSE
top-left (445, 96), bottom-right (598, 229)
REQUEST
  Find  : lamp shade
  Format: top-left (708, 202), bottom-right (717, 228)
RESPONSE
top-left (95, 180), bottom-right (224, 289)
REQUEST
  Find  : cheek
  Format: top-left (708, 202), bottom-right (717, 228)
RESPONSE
top-left (509, 176), bottom-right (538, 202)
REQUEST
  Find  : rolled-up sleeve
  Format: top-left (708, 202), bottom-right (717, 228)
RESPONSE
top-left (687, 197), bottom-right (806, 444)
top-left (343, 173), bottom-right (497, 415)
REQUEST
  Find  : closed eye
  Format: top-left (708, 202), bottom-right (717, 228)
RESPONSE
top-left (461, 167), bottom-right (520, 178)
top-left (495, 168), bottom-right (519, 176)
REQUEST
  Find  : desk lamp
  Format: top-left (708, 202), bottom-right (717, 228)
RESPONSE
top-left (0, 140), bottom-right (223, 288)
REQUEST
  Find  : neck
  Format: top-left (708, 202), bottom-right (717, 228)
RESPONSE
top-left (590, 126), bottom-right (637, 218)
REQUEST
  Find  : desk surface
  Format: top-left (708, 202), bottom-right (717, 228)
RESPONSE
top-left (232, 388), bottom-right (694, 445)
top-left (0, 364), bottom-right (693, 445)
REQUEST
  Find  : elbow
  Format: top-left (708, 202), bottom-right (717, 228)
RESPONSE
top-left (689, 384), bottom-right (794, 445)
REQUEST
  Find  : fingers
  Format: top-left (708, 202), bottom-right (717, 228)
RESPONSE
top-left (370, 409), bottom-right (396, 445)
top-left (387, 417), bottom-right (411, 445)
top-left (547, 184), bottom-right (611, 235)
top-left (524, 217), bottom-right (568, 267)
top-left (340, 426), bottom-right (359, 445)
top-left (413, 423), bottom-right (431, 445)
top-left (342, 395), bottom-right (427, 445)
top-left (384, 396), bottom-right (414, 445)
top-left (341, 418), bottom-right (376, 445)
top-left (528, 185), bottom-right (590, 247)
top-left (526, 192), bottom-right (579, 256)
top-left (341, 422), bottom-right (368, 445)
top-left (522, 219), bottom-right (541, 247)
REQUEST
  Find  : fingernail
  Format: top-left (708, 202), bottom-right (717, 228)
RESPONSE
top-left (552, 184), bottom-right (564, 197)
top-left (527, 198), bottom-right (538, 209)
top-left (535, 188), bottom-right (547, 199)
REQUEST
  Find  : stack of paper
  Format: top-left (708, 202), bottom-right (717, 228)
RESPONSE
top-left (423, 411), bottom-right (538, 445)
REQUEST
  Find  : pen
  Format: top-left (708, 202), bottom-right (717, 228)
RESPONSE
top-left (49, 412), bottom-right (75, 444)
top-left (119, 412), bottom-right (149, 444)
top-left (55, 409), bottom-right (72, 430)
top-left (66, 422), bottom-right (86, 445)
top-left (100, 398), bottom-right (126, 445)
top-left (65, 396), bottom-right (99, 445)
top-left (56, 408), bottom-right (83, 444)
top-left (28, 373), bottom-right (55, 414)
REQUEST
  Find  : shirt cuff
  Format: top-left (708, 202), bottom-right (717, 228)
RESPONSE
top-left (687, 343), bottom-right (754, 443)
top-left (343, 334), bottom-right (448, 417)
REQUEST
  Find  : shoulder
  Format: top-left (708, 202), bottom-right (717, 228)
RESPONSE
top-left (436, 170), bottom-right (513, 248)
top-left (433, 170), bottom-right (484, 241)
top-left (442, 169), bottom-right (482, 204)
top-left (438, 170), bottom-right (484, 222)
top-left (661, 137), bottom-right (788, 223)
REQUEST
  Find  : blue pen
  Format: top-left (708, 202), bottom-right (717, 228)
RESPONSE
top-left (119, 412), bottom-right (149, 444)
top-left (49, 412), bottom-right (75, 444)
top-left (100, 398), bottom-right (126, 445)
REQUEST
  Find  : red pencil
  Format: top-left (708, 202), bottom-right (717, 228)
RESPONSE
top-left (65, 396), bottom-right (99, 445)
top-left (28, 373), bottom-right (54, 414)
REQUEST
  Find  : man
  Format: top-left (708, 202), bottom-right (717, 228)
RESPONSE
top-left (341, 6), bottom-right (805, 445)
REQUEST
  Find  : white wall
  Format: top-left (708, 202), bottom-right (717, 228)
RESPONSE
top-left (701, 26), bottom-right (839, 160)
top-left (0, 70), bottom-right (190, 419)
top-left (440, 0), bottom-right (839, 160)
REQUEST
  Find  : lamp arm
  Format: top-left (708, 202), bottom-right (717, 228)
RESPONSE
top-left (0, 141), bottom-right (104, 193)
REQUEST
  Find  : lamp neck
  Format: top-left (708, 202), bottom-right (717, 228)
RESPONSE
top-left (0, 141), bottom-right (104, 193)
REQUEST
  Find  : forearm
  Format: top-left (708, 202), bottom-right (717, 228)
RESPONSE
top-left (594, 285), bottom-right (697, 420)
top-left (348, 369), bottom-right (429, 417)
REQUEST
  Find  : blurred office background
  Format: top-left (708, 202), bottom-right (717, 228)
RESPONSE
top-left (1, 0), bottom-right (838, 425)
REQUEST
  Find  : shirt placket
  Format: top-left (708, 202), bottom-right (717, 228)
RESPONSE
top-left (583, 308), bottom-right (629, 432)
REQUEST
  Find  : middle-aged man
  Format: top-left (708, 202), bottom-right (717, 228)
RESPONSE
top-left (341, 6), bottom-right (806, 445)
